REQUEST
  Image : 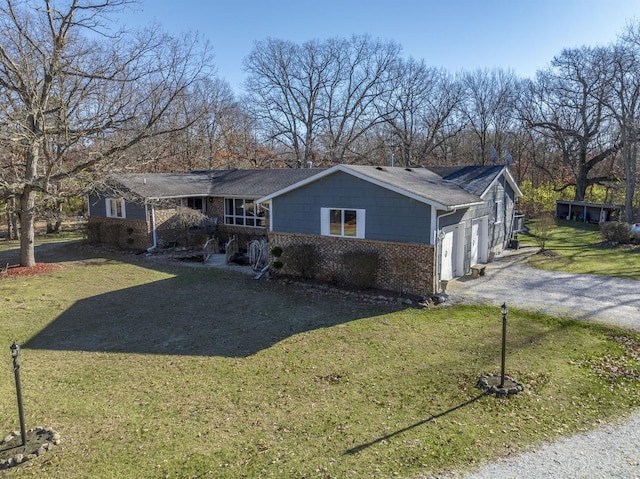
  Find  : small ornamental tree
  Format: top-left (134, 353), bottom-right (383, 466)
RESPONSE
top-left (531, 213), bottom-right (556, 251)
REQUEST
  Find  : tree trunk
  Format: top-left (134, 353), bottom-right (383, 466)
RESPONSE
top-left (9, 197), bottom-right (19, 240)
top-left (575, 167), bottom-right (588, 201)
top-left (19, 188), bottom-right (36, 267)
top-left (623, 130), bottom-right (638, 223)
top-left (20, 142), bottom-right (39, 267)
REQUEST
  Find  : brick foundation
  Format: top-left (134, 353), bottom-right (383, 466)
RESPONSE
top-left (268, 232), bottom-right (436, 296)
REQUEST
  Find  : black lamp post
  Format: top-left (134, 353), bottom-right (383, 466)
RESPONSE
top-left (499, 303), bottom-right (508, 388)
top-left (10, 341), bottom-right (27, 447)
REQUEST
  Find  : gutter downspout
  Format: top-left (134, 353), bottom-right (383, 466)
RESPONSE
top-left (435, 209), bottom-right (458, 293)
top-left (146, 203), bottom-right (158, 252)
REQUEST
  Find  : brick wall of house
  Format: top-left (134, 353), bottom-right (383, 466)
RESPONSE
top-left (268, 232), bottom-right (436, 296)
top-left (87, 217), bottom-right (151, 250)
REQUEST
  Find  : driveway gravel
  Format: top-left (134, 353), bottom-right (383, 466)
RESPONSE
top-left (433, 246), bottom-right (640, 479)
top-left (446, 246), bottom-right (640, 332)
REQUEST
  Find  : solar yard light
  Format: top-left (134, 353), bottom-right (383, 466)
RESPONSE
top-left (10, 341), bottom-right (27, 447)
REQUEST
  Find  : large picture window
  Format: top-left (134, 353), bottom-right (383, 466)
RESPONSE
top-left (321, 208), bottom-right (365, 238)
top-left (106, 198), bottom-right (125, 218)
top-left (224, 198), bottom-right (264, 227)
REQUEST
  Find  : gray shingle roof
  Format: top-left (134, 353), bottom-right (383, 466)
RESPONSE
top-left (340, 165), bottom-right (484, 208)
top-left (424, 165), bottom-right (505, 196)
top-left (111, 172), bottom-right (214, 198)
top-left (108, 165), bottom-right (515, 210)
top-left (109, 169), bottom-right (324, 199)
top-left (208, 169), bottom-right (324, 197)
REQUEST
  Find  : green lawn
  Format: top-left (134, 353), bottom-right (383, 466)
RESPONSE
top-left (520, 219), bottom-right (640, 280)
top-left (0, 239), bottom-right (638, 478)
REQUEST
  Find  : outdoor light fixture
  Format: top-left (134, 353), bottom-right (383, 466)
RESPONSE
top-left (477, 302), bottom-right (524, 396)
top-left (499, 303), bottom-right (508, 388)
top-left (10, 341), bottom-right (27, 446)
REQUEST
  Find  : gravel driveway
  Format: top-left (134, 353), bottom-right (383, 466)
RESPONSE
top-left (434, 247), bottom-right (640, 478)
top-left (446, 246), bottom-right (640, 332)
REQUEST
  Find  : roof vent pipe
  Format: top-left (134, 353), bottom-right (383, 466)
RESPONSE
top-left (307, 161), bottom-right (313, 168)
top-left (390, 153), bottom-right (394, 167)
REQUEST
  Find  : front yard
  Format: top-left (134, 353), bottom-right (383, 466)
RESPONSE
top-left (0, 239), bottom-right (638, 478)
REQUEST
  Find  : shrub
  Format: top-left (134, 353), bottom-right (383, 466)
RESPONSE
top-left (530, 213), bottom-right (556, 251)
top-left (339, 250), bottom-right (381, 290)
top-left (284, 244), bottom-right (319, 279)
top-left (86, 222), bottom-right (101, 244)
top-left (165, 207), bottom-right (208, 246)
top-left (600, 221), bottom-right (632, 245)
top-left (271, 246), bottom-right (283, 258)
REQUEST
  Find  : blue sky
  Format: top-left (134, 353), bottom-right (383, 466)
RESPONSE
top-left (120, 0), bottom-right (640, 93)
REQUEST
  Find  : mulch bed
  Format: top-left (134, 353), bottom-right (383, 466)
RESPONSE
top-left (3, 263), bottom-right (62, 277)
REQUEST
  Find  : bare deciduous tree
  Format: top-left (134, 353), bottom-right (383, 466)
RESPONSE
top-left (0, 0), bottom-right (215, 266)
top-left (519, 47), bottom-right (620, 201)
top-left (612, 27), bottom-right (640, 222)
top-left (243, 35), bottom-right (401, 167)
top-left (460, 68), bottom-right (519, 165)
top-left (381, 59), bottom-right (465, 166)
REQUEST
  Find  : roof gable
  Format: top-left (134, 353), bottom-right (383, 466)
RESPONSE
top-left (258, 165), bottom-right (485, 210)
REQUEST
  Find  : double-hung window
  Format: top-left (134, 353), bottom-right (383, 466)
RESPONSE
top-left (106, 198), bottom-right (126, 218)
top-left (321, 208), bottom-right (365, 238)
top-left (224, 198), bottom-right (264, 227)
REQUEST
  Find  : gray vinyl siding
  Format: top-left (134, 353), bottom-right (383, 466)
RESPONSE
top-left (87, 193), bottom-right (147, 221)
top-left (436, 175), bottom-right (518, 277)
top-left (271, 171), bottom-right (433, 244)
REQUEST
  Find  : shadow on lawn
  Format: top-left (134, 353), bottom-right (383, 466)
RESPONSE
top-left (345, 393), bottom-right (488, 455)
top-left (22, 242), bottom-right (398, 358)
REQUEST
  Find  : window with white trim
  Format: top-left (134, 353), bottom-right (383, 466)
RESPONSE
top-left (495, 199), bottom-right (503, 224)
top-left (106, 198), bottom-right (126, 218)
top-left (320, 208), bottom-right (365, 238)
top-left (224, 198), bottom-right (264, 227)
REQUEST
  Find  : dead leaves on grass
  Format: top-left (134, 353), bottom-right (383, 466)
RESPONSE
top-left (588, 335), bottom-right (640, 382)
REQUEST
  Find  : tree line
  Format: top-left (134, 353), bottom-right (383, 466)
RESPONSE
top-left (0, 0), bottom-right (639, 266)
